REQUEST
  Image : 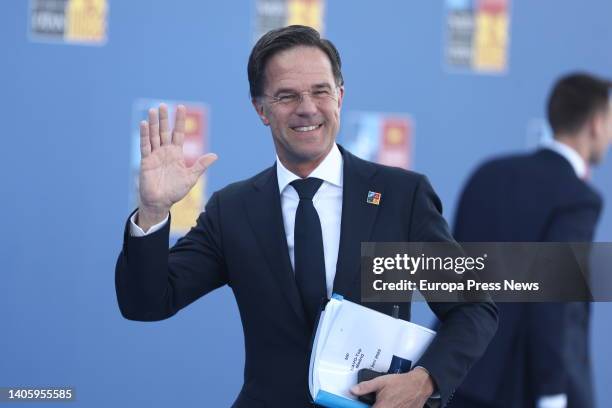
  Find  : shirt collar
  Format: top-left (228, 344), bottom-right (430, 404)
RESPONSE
top-left (541, 138), bottom-right (587, 178)
top-left (276, 143), bottom-right (344, 193)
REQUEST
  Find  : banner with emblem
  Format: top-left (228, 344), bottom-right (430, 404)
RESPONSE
top-left (445, 0), bottom-right (510, 74)
top-left (341, 112), bottom-right (414, 170)
top-left (131, 100), bottom-right (209, 238)
top-left (254, 0), bottom-right (325, 42)
top-left (30, 0), bottom-right (108, 45)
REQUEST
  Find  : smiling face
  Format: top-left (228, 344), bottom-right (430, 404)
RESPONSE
top-left (253, 46), bottom-right (344, 177)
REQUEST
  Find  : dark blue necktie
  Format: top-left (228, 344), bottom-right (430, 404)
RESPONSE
top-left (291, 178), bottom-right (327, 329)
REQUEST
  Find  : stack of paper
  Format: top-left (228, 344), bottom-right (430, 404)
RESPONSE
top-left (309, 294), bottom-right (436, 408)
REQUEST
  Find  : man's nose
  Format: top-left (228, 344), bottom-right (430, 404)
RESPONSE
top-left (294, 93), bottom-right (318, 115)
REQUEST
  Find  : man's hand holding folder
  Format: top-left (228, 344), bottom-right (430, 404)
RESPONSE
top-left (350, 367), bottom-right (434, 408)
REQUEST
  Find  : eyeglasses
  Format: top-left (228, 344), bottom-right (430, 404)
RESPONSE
top-left (263, 87), bottom-right (339, 108)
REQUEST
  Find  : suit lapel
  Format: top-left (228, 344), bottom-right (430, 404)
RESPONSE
top-left (245, 165), bottom-right (307, 325)
top-left (333, 147), bottom-right (383, 297)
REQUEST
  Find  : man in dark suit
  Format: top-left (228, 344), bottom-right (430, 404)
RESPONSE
top-left (115, 25), bottom-right (498, 408)
top-left (450, 73), bottom-right (612, 408)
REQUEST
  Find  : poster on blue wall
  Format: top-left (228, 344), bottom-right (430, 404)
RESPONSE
top-left (29, 0), bottom-right (108, 45)
top-left (445, 0), bottom-right (510, 74)
top-left (254, 0), bottom-right (325, 42)
top-left (131, 99), bottom-right (210, 238)
top-left (340, 112), bottom-right (414, 170)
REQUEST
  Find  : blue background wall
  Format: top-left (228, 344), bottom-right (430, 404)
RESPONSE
top-left (1, 1), bottom-right (611, 406)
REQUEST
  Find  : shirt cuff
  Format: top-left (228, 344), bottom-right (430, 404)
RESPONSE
top-left (129, 211), bottom-right (169, 237)
top-left (413, 366), bottom-right (440, 399)
top-left (537, 394), bottom-right (567, 408)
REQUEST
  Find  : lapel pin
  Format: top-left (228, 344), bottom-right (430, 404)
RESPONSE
top-left (366, 191), bottom-right (381, 206)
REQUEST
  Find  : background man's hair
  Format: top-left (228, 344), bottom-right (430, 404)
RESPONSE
top-left (247, 25), bottom-right (344, 98)
top-left (547, 72), bottom-right (612, 135)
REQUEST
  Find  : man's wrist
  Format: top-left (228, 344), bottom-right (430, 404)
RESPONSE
top-left (137, 206), bottom-right (170, 231)
top-left (410, 366), bottom-right (435, 398)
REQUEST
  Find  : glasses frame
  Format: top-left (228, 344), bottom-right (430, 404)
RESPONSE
top-left (261, 85), bottom-right (341, 108)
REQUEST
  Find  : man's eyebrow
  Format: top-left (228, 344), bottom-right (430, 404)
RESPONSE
top-left (311, 83), bottom-right (334, 90)
top-left (272, 83), bottom-right (334, 95)
top-left (273, 87), bottom-right (299, 95)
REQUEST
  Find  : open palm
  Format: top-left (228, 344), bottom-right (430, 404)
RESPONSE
top-left (138, 104), bottom-right (217, 221)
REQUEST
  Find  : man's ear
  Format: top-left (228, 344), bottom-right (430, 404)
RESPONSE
top-left (252, 98), bottom-right (270, 126)
top-left (336, 86), bottom-right (345, 111)
top-left (588, 111), bottom-right (605, 141)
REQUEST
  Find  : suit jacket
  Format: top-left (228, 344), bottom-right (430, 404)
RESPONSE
top-left (116, 145), bottom-right (498, 408)
top-left (451, 148), bottom-right (602, 408)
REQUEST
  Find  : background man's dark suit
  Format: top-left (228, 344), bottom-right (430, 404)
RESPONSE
top-left (116, 146), bottom-right (498, 408)
top-left (451, 148), bottom-right (602, 408)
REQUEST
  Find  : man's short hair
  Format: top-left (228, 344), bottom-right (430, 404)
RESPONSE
top-left (248, 25), bottom-right (344, 98)
top-left (547, 72), bottom-right (612, 135)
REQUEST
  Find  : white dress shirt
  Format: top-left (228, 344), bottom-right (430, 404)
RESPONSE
top-left (276, 144), bottom-right (343, 299)
top-left (130, 213), bottom-right (168, 237)
top-left (542, 138), bottom-right (587, 179)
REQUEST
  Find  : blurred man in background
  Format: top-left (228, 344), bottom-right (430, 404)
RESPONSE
top-left (450, 73), bottom-right (612, 408)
